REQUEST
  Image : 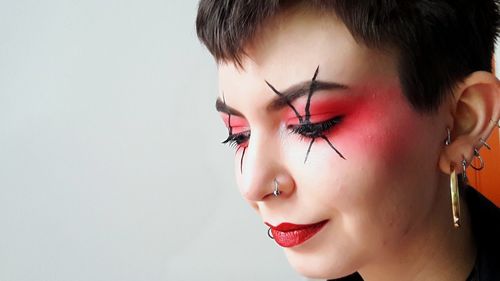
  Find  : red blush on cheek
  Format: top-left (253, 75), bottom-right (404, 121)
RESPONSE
top-left (341, 86), bottom-right (425, 161)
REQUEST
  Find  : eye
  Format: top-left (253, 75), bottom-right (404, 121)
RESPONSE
top-left (288, 116), bottom-right (342, 138)
top-left (222, 131), bottom-right (251, 148)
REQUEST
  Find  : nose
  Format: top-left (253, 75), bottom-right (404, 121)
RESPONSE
top-left (237, 130), bottom-right (295, 202)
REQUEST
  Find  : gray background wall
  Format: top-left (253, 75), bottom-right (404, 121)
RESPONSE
top-left (0, 1), bottom-right (303, 280)
top-left (0, 1), bottom-right (498, 281)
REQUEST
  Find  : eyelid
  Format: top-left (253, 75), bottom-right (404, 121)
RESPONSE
top-left (219, 113), bottom-right (249, 132)
top-left (286, 112), bottom-right (339, 125)
top-left (229, 126), bottom-right (249, 134)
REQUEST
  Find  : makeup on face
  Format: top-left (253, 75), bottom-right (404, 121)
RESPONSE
top-left (217, 95), bottom-right (250, 173)
top-left (216, 66), bottom-right (354, 169)
top-left (265, 66), bottom-right (347, 162)
top-left (266, 220), bottom-right (329, 248)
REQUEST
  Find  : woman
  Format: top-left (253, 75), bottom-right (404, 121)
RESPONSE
top-left (196, 1), bottom-right (500, 280)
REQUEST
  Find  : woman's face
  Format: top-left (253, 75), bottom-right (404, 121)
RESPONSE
top-left (217, 9), bottom-right (448, 279)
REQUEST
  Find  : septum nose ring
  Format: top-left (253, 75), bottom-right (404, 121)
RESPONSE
top-left (273, 178), bottom-right (281, 197)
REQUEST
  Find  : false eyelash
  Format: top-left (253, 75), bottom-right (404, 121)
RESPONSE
top-left (221, 131), bottom-right (251, 148)
top-left (288, 116), bottom-right (343, 139)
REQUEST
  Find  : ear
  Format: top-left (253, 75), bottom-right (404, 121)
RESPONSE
top-left (439, 71), bottom-right (500, 175)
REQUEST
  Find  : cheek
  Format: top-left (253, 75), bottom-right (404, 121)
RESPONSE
top-left (330, 89), bottom-right (435, 230)
top-left (303, 87), bottom-right (431, 210)
top-left (341, 88), bottom-right (427, 168)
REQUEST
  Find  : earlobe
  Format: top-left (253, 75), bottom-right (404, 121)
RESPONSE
top-left (438, 71), bottom-right (500, 175)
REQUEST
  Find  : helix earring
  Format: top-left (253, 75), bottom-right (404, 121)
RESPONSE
top-left (492, 119), bottom-right (500, 128)
top-left (479, 138), bottom-right (491, 150)
top-left (445, 128), bottom-right (451, 146)
top-left (273, 178), bottom-right (281, 197)
top-left (461, 158), bottom-right (468, 183)
top-left (470, 148), bottom-right (484, 171)
top-left (450, 163), bottom-right (461, 228)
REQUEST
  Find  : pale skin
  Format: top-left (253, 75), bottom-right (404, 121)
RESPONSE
top-left (216, 7), bottom-right (500, 281)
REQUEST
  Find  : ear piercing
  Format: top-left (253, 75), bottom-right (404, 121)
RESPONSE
top-left (444, 127), bottom-right (494, 229)
top-left (445, 127), bottom-right (451, 146)
top-left (491, 118), bottom-right (500, 128)
top-left (470, 148), bottom-right (485, 171)
top-left (461, 158), bottom-right (468, 183)
top-left (479, 138), bottom-right (491, 150)
top-left (445, 127), bottom-right (491, 171)
top-left (449, 163), bottom-right (461, 228)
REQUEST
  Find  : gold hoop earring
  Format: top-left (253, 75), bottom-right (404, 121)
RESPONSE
top-left (450, 163), bottom-right (461, 228)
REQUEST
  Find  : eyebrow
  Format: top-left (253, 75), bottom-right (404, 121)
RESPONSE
top-left (216, 97), bottom-right (244, 117)
top-left (215, 80), bottom-right (348, 116)
top-left (265, 80), bottom-right (348, 111)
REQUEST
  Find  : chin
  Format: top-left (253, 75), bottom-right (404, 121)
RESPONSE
top-left (284, 248), bottom-right (358, 280)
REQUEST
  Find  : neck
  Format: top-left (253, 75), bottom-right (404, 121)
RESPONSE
top-left (358, 178), bottom-right (477, 281)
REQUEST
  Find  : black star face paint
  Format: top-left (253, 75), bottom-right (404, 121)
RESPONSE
top-left (217, 94), bottom-right (250, 174)
top-left (265, 66), bottom-right (346, 163)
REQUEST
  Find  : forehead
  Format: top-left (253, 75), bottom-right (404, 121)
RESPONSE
top-left (218, 7), bottom-right (399, 106)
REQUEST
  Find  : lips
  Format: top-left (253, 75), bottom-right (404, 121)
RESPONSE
top-left (265, 220), bottom-right (328, 248)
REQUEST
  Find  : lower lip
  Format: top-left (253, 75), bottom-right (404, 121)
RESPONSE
top-left (270, 220), bottom-right (328, 248)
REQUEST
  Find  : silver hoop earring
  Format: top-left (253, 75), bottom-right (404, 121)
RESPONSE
top-left (479, 138), bottom-right (491, 150)
top-left (470, 148), bottom-right (484, 171)
top-left (492, 119), bottom-right (500, 128)
top-left (445, 128), bottom-right (451, 146)
top-left (461, 158), bottom-right (468, 183)
top-left (273, 178), bottom-right (281, 197)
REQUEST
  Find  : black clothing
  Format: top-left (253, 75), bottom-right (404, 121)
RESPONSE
top-left (329, 187), bottom-right (500, 281)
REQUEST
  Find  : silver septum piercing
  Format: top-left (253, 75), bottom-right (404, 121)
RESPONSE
top-left (273, 178), bottom-right (281, 197)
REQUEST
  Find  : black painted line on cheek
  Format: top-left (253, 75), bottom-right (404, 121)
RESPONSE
top-left (320, 135), bottom-right (346, 160)
top-left (240, 147), bottom-right (247, 174)
top-left (304, 138), bottom-right (316, 163)
top-left (265, 80), bottom-right (303, 123)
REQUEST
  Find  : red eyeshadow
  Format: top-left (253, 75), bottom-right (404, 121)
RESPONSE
top-left (284, 97), bottom-right (355, 122)
top-left (220, 114), bottom-right (249, 134)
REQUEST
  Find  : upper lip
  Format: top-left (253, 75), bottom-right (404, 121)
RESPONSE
top-left (265, 220), bottom-right (329, 232)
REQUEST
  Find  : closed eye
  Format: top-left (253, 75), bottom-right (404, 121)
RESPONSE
top-left (222, 131), bottom-right (251, 148)
top-left (288, 116), bottom-right (342, 138)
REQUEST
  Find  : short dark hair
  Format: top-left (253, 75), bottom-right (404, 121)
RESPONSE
top-left (196, 0), bottom-right (499, 112)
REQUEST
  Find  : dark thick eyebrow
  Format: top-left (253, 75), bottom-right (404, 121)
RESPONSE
top-left (215, 98), bottom-right (244, 117)
top-left (265, 80), bottom-right (348, 111)
top-left (215, 80), bottom-right (348, 116)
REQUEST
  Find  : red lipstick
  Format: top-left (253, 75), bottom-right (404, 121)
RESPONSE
top-left (265, 220), bottom-right (328, 248)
